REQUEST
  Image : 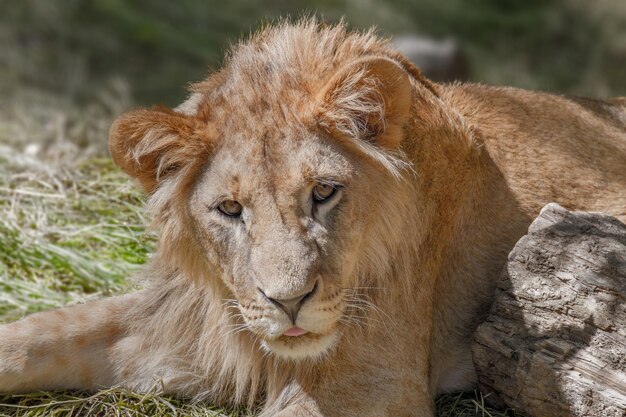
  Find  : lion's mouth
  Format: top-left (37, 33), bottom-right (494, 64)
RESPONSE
top-left (275, 330), bottom-right (326, 344)
top-left (282, 326), bottom-right (308, 337)
top-left (261, 328), bottom-right (340, 359)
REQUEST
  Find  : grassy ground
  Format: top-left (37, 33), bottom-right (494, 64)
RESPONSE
top-left (0, 91), bottom-right (518, 416)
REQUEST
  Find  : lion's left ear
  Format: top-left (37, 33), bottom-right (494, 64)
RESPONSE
top-left (316, 56), bottom-right (412, 149)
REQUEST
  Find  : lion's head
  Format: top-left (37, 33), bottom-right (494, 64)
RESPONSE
top-left (108, 21), bottom-right (431, 360)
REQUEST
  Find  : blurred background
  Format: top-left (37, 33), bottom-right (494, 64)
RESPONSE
top-left (2, 0), bottom-right (625, 106)
top-left (2, 0), bottom-right (625, 160)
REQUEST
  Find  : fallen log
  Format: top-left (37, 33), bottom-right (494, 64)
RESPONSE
top-left (473, 203), bottom-right (626, 417)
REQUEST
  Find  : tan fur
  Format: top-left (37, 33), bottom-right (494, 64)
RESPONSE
top-left (1, 19), bottom-right (625, 417)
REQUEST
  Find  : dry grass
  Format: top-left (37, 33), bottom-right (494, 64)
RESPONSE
top-left (0, 387), bottom-right (246, 417)
top-left (0, 86), bottom-right (149, 322)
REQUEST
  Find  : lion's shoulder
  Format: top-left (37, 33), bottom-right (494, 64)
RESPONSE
top-left (436, 82), bottom-right (626, 221)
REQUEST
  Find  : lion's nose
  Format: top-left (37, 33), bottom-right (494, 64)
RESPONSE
top-left (259, 281), bottom-right (318, 324)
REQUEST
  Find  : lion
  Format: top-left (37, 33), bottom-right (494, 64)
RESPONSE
top-left (0, 19), bottom-right (625, 417)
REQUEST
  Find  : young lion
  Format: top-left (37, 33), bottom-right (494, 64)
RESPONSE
top-left (1, 20), bottom-right (625, 417)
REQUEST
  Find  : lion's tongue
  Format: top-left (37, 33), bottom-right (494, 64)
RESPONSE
top-left (283, 327), bottom-right (308, 337)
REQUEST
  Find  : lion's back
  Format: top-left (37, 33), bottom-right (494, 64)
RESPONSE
top-left (442, 83), bottom-right (626, 221)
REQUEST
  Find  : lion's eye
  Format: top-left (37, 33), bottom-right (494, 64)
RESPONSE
top-left (312, 183), bottom-right (336, 203)
top-left (218, 200), bottom-right (243, 217)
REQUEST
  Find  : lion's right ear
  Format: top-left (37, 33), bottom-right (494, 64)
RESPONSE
top-left (108, 107), bottom-right (205, 193)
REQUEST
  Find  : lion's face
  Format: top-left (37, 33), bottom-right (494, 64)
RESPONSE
top-left (187, 125), bottom-right (368, 359)
top-left (109, 55), bottom-right (414, 360)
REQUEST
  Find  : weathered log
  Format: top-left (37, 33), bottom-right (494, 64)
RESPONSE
top-left (473, 203), bottom-right (626, 417)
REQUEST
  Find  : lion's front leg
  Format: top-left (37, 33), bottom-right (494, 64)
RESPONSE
top-left (267, 379), bottom-right (433, 417)
top-left (0, 292), bottom-right (143, 393)
top-left (263, 351), bottom-right (434, 417)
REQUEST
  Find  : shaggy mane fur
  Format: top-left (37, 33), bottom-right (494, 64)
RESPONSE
top-left (126, 19), bottom-right (431, 410)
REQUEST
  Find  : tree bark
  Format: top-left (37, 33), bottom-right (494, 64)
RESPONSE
top-left (473, 203), bottom-right (626, 417)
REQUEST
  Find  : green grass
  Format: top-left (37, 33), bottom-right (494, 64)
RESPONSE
top-left (0, 93), bottom-right (153, 320)
top-left (0, 156), bottom-right (152, 316)
top-left (0, 91), bottom-right (516, 416)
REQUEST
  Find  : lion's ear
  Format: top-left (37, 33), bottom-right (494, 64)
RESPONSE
top-left (108, 107), bottom-right (204, 193)
top-left (317, 56), bottom-right (412, 149)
